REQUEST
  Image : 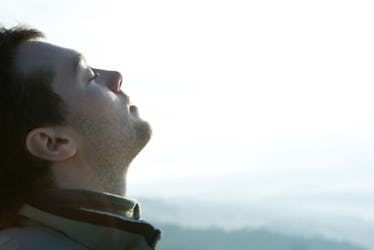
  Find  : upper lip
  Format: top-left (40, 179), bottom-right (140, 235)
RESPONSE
top-left (118, 91), bottom-right (130, 105)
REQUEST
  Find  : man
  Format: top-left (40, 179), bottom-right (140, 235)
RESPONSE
top-left (0, 25), bottom-right (161, 249)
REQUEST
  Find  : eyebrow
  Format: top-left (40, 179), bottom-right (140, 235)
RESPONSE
top-left (72, 53), bottom-right (86, 76)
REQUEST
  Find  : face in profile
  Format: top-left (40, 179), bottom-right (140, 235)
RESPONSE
top-left (16, 41), bottom-right (152, 185)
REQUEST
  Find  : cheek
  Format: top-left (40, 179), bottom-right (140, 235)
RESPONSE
top-left (64, 85), bottom-right (131, 127)
top-left (83, 100), bottom-right (131, 131)
top-left (77, 90), bottom-right (122, 113)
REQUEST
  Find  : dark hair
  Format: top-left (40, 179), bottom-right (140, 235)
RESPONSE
top-left (0, 25), bottom-right (67, 226)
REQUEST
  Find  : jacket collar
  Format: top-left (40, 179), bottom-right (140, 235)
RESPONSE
top-left (19, 189), bottom-right (161, 249)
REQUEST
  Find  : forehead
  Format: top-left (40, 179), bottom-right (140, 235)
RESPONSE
top-left (15, 41), bottom-right (80, 77)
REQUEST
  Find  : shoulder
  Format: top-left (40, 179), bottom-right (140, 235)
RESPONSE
top-left (0, 226), bottom-right (87, 250)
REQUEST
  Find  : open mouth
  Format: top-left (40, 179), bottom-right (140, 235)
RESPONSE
top-left (129, 105), bottom-right (138, 113)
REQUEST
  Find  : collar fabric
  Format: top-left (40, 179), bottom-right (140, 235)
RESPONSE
top-left (19, 189), bottom-right (161, 250)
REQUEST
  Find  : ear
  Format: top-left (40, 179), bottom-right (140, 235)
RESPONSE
top-left (25, 127), bottom-right (77, 161)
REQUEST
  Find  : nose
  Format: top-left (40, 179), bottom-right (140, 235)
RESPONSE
top-left (95, 69), bottom-right (123, 93)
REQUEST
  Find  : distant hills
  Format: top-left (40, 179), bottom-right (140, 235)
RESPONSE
top-left (156, 224), bottom-right (367, 250)
top-left (136, 197), bottom-right (372, 250)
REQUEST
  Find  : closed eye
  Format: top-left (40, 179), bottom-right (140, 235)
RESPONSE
top-left (88, 70), bottom-right (100, 83)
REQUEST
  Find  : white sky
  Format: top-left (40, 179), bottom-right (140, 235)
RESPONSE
top-left (1, 0), bottom-right (374, 203)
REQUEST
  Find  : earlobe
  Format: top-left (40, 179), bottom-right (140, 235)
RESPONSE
top-left (25, 127), bottom-right (76, 161)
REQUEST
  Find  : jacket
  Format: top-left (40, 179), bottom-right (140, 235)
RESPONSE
top-left (0, 189), bottom-right (161, 249)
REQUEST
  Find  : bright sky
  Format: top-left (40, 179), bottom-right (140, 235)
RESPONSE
top-left (1, 0), bottom-right (374, 203)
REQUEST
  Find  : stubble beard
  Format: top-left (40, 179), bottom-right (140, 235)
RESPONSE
top-left (72, 114), bottom-right (152, 195)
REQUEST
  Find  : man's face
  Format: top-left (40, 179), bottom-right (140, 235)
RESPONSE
top-left (16, 41), bottom-right (152, 186)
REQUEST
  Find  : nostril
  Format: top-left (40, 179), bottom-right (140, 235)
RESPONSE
top-left (116, 72), bottom-right (123, 92)
top-left (118, 78), bottom-right (122, 90)
top-left (107, 71), bottom-right (122, 92)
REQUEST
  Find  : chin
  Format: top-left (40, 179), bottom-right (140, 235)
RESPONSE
top-left (134, 120), bottom-right (152, 153)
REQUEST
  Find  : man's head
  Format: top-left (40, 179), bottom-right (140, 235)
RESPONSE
top-left (0, 25), bottom-right (151, 223)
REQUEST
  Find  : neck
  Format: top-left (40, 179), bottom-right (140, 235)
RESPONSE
top-left (98, 167), bottom-right (129, 196)
top-left (51, 160), bottom-right (130, 197)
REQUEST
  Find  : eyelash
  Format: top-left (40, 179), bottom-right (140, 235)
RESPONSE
top-left (88, 71), bottom-right (100, 83)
